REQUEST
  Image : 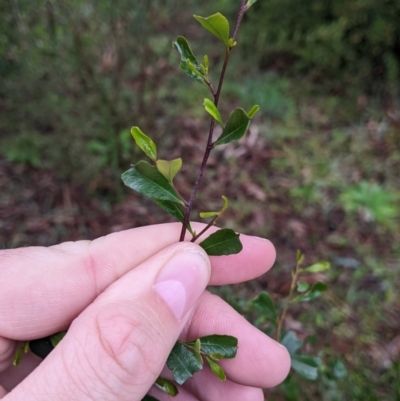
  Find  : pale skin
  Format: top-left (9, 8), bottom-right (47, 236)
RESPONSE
top-left (0, 222), bottom-right (290, 401)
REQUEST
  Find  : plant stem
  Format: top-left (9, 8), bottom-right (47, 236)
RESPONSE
top-left (275, 260), bottom-right (301, 341)
top-left (190, 214), bottom-right (220, 242)
top-left (179, 0), bottom-right (247, 242)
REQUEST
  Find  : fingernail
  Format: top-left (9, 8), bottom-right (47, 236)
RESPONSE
top-left (154, 248), bottom-right (210, 321)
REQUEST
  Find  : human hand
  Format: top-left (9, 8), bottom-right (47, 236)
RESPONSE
top-left (0, 223), bottom-right (290, 400)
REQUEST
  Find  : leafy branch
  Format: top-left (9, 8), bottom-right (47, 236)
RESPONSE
top-left (121, 1), bottom-right (259, 254)
top-left (179, 0), bottom-right (248, 242)
top-left (250, 252), bottom-right (330, 381)
top-left (13, 2), bottom-right (261, 399)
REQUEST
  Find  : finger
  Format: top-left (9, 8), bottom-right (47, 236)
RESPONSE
top-left (183, 368), bottom-right (264, 401)
top-left (0, 223), bottom-right (275, 340)
top-left (4, 242), bottom-right (211, 401)
top-left (0, 338), bottom-right (15, 374)
top-left (0, 385), bottom-right (7, 398)
top-left (184, 291), bottom-right (291, 388)
top-left (0, 352), bottom-right (41, 392)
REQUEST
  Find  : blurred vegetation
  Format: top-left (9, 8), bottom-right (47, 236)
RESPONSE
top-left (1, 0), bottom-right (400, 399)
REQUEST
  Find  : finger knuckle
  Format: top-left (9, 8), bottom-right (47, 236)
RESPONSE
top-left (93, 303), bottom-right (165, 386)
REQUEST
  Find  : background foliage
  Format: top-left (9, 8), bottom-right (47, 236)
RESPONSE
top-left (1, 0), bottom-right (400, 399)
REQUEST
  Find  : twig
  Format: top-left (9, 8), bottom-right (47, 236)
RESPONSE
top-left (275, 259), bottom-right (301, 341)
top-left (179, 0), bottom-right (247, 242)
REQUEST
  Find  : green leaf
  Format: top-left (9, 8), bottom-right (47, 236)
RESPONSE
top-left (131, 127), bottom-right (157, 161)
top-left (300, 261), bottom-right (330, 273)
top-left (246, 0), bottom-right (259, 9)
top-left (203, 55), bottom-right (209, 71)
top-left (155, 377), bottom-right (178, 396)
top-left (250, 291), bottom-right (277, 323)
top-left (296, 250), bottom-right (305, 265)
top-left (156, 158), bottom-right (182, 182)
top-left (204, 98), bottom-right (223, 126)
top-left (247, 105), bottom-right (260, 119)
top-left (199, 196), bottom-right (229, 219)
top-left (214, 108), bottom-right (251, 146)
top-left (227, 38), bottom-right (237, 48)
top-left (281, 331), bottom-right (303, 355)
top-left (199, 228), bottom-right (242, 256)
top-left (296, 281), bottom-right (310, 293)
top-left (166, 342), bottom-right (203, 385)
top-left (193, 339), bottom-right (201, 354)
top-left (292, 282), bottom-right (328, 303)
top-left (173, 36), bottom-right (207, 87)
top-left (221, 195), bottom-right (229, 211)
top-left (197, 334), bottom-right (238, 359)
top-left (50, 331), bottom-right (67, 347)
top-left (206, 357), bottom-right (227, 381)
top-left (13, 341), bottom-right (30, 366)
top-left (193, 13), bottom-right (230, 47)
top-left (191, 338), bottom-right (203, 365)
top-left (199, 211), bottom-right (219, 218)
top-left (122, 161), bottom-right (183, 204)
top-left (291, 354), bottom-right (321, 380)
top-left (154, 199), bottom-right (194, 235)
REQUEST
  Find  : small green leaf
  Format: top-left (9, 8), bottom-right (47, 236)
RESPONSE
top-left (204, 98), bottom-right (224, 126)
top-left (199, 211), bottom-right (219, 218)
top-left (155, 377), bottom-right (178, 396)
top-left (166, 342), bottom-right (203, 385)
top-left (292, 282), bottom-right (328, 303)
top-left (13, 341), bottom-right (30, 366)
top-left (227, 38), bottom-right (237, 48)
top-left (214, 108), bottom-right (251, 146)
top-left (296, 250), bottom-right (305, 265)
top-left (193, 339), bottom-right (201, 354)
top-left (221, 195), bottom-right (229, 211)
top-left (192, 339), bottom-right (203, 364)
top-left (199, 228), bottom-right (242, 256)
top-left (13, 348), bottom-right (23, 366)
top-left (156, 158), bottom-right (182, 182)
top-left (208, 353), bottom-right (224, 361)
top-left (122, 161), bottom-right (183, 204)
top-left (203, 54), bottom-right (209, 71)
top-left (193, 13), bottom-right (230, 47)
top-left (296, 281), bottom-right (310, 293)
top-left (197, 334), bottom-right (238, 359)
top-left (199, 196), bottom-right (229, 219)
top-left (251, 291), bottom-right (277, 323)
top-left (173, 36), bottom-right (207, 87)
top-left (50, 331), bottom-right (67, 347)
top-left (187, 60), bottom-right (204, 78)
top-left (131, 127), bottom-right (157, 161)
top-left (246, 0), bottom-right (259, 9)
top-left (206, 356), bottom-right (227, 381)
top-left (281, 331), bottom-right (303, 354)
top-left (291, 354), bottom-right (321, 380)
top-left (300, 261), bottom-right (330, 274)
top-left (247, 105), bottom-right (260, 119)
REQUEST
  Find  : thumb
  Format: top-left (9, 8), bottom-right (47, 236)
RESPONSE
top-left (5, 243), bottom-right (211, 401)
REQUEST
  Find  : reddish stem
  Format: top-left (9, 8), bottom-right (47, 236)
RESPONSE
top-left (179, 0), bottom-right (247, 242)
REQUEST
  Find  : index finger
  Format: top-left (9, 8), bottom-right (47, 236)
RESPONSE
top-left (0, 222), bottom-right (275, 339)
